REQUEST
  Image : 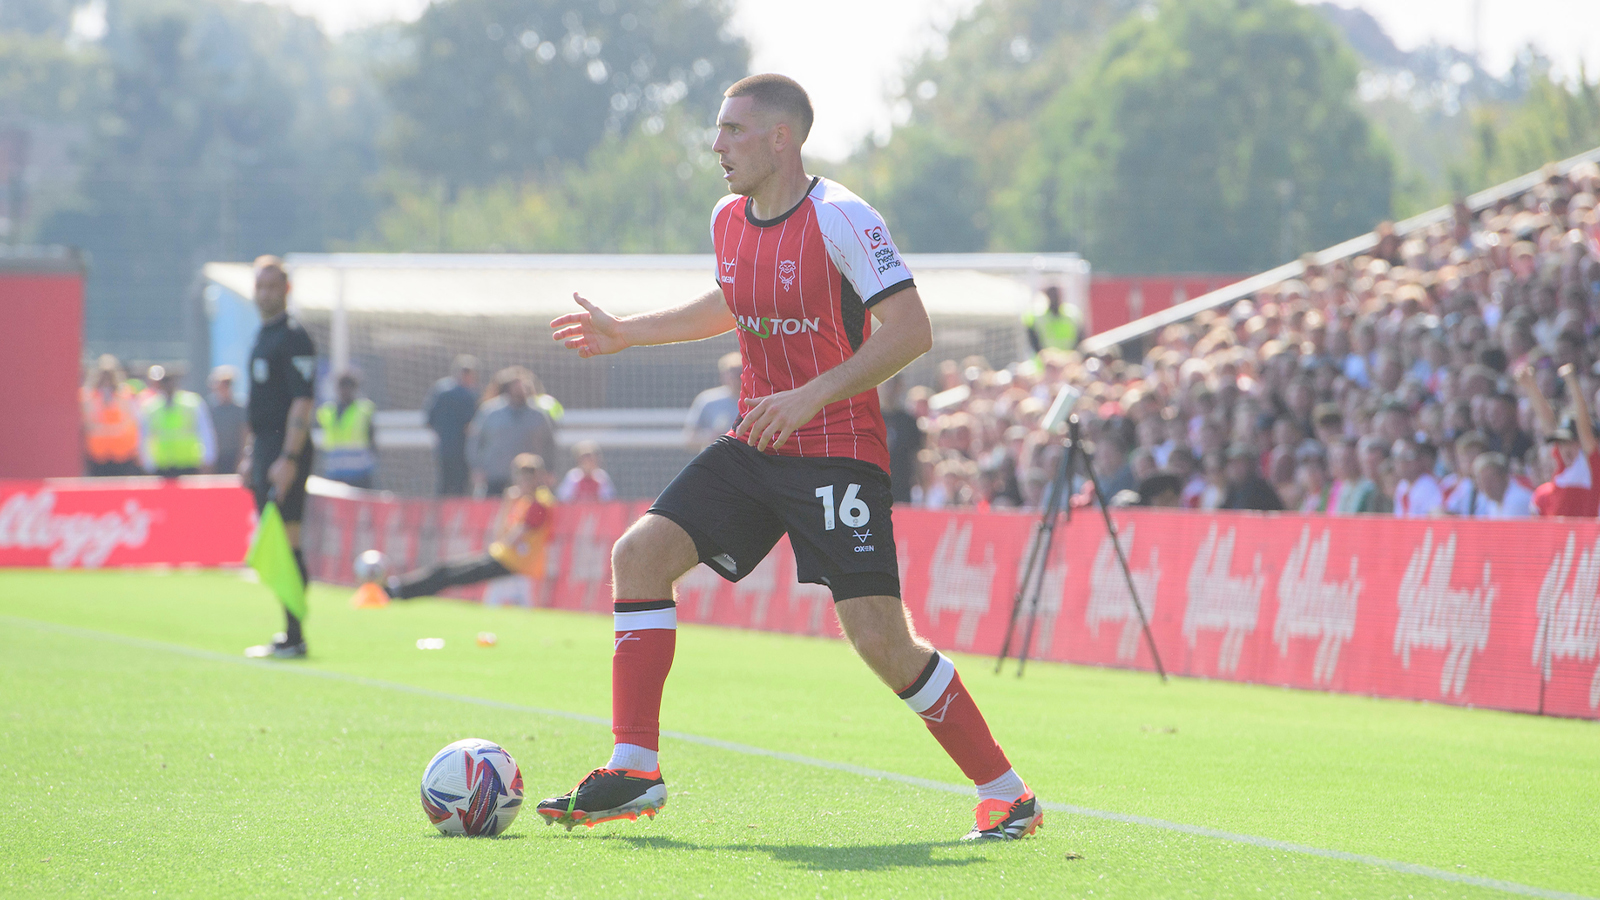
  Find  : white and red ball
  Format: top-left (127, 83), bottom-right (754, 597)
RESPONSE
top-left (420, 738), bottom-right (524, 836)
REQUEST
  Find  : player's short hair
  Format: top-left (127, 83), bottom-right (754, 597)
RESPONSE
top-left (725, 74), bottom-right (813, 143)
top-left (254, 254), bottom-right (287, 277)
top-left (513, 453), bottom-right (545, 473)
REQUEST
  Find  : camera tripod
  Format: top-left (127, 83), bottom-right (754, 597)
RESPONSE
top-left (994, 412), bottom-right (1167, 682)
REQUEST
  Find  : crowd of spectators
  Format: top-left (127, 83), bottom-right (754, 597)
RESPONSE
top-left (889, 161), bottom-right (1600, 520)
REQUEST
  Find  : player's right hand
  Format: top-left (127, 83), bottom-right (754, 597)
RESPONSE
top-left (551, 293), bottom-right (627, 358)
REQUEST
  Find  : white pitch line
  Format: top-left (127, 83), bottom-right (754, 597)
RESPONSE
top-left (7, 615), bottom-right (1594, 900)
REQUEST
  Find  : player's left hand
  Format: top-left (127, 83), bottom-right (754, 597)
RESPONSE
top-left (735, 386), bottom-right (825, 453)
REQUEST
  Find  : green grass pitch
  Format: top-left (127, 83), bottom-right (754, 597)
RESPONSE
top-left (2, 569), bottom-right (1597, 899)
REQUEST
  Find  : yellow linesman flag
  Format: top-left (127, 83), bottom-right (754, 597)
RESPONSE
top-left (247, 501), bottom-right (307, 621)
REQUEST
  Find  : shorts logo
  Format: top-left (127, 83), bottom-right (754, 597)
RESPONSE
top-left (720, 258), bottom-right (736, 284)
top-left (735, 315), bottom-right (820, 339)
top-left (864, 226), bottom-right (885, 249)
top-left (778, 259), bottom-right (797, 291)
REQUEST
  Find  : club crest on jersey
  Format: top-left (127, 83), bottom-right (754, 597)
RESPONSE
top-left (735, 314), bottom-right (821, 339)
top-left (778, 259), bottom-right (797, 291)
top-left (864, 226), bottom-right (885, 249)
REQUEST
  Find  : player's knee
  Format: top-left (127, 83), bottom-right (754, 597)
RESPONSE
top-left (611, 518), bottom-right (693, 584)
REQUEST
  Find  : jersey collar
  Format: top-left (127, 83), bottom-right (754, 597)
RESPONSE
top-left (744, 176), bottom-right (820, 228)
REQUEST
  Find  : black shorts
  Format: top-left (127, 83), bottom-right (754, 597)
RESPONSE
top-left (250, 435), bottom-right (314, 523)
top-left (649, 436), bottom-right (899, 603)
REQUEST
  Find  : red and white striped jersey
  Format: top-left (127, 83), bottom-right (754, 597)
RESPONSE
top-left (711, 176), bottom-right (914, 472)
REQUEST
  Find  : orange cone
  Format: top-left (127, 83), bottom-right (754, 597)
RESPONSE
top-left (350, 582), bottom-right (389, 609)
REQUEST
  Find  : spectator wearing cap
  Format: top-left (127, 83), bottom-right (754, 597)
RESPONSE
top-left (1221, 445), bottom-right (1283, 511)
top-left (139, 364), bottom-right (215, 477)
top-left (1463, 453), bottom-right (1533, 517)
top-left (81, 355), bottom-right (142, 476)
top-left (685, 351), bottom-right (743, 448)
top-left (1520, 363), bottom-right (1600, 517)
top-left (1392, 439), bottom-right (1443, 517)
top-left (317, 370), bottom-right (378, 489)
top-left (208, 365), bottom-right (248, 476)
top-left (1136, 473), bottom-right (1183, 508)
top-left (424, 355), bottom-right (480, 496)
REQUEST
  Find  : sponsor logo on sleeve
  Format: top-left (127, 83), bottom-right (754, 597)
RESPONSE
top-left (864, 226), bottom-right (885, 249)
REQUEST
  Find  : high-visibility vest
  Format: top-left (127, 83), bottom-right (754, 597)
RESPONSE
top-left (318, 399), bottom-right (376, 478)
top-left (82, 386), bottom-right (141, 463)
top-left (143, 392), bottom-right (204, 470)
top-left (1023, 307), bottom-right (1079, 352)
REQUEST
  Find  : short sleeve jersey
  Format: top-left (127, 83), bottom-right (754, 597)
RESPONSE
top-left (248, 314), bottom-right (317, 436)
top-left (711, 176), bottom-right (914, 472)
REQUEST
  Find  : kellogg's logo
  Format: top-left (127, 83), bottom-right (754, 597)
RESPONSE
top-left (0, 489), bottom-right (152, 568)
top-left (864, 226), bottom-right (885, 249)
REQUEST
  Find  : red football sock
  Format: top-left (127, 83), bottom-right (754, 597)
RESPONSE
top-left (611, 599), bottom-right (677, 752)
top-left (897, 653), bottom-right (1011, 785)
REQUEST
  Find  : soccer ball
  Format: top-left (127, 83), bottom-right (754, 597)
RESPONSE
top-left (352, 549), bottom-right (389, 584)
top-left (420, 738), bottom-right (524, 836)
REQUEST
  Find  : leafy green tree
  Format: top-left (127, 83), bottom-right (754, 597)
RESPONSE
top-left (381, 0), bottom-right (747, 189)
top-left (38, 0), bottom-right (383, 357)
top-left (1000, 0), bottom-right (1392, 272)
top-left (362, 112), bottom-right (727, 253)
top-left (1455, 68), bottom-right (1600, 192)
top-left (834, 0), bottom-right (1139, 251)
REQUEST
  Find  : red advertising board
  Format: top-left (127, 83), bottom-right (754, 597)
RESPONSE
top-left (0, 266), bottom-right (86, 478)
top-left (0, 477), bottom-right (255, 568)
top-left (303, 492), bottom-right (1600, 720)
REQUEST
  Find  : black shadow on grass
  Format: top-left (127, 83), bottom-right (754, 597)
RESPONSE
top-left (605, 835), bottom-right (985, 872)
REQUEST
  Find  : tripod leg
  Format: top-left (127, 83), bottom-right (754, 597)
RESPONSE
top-left (1018, 438), bottom-right (1076, 675)
top-left (996, 517), bottom-right (1049, 673)
top-left (1080, 443), bottom-right (1169, 683)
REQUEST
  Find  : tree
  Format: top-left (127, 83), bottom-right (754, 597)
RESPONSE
top-left (999, 0), bottom-right (1393, 273)
top-left (1454, 66), bottom-right (1600, 192)
top-left (38, 0), bottom-right (383, 358)
top-left (838, 0), bottom-right (1140, 251)
top-left (381, 0), bottom-right (747, 189)
top-left (362, 111), bottom-right (728, 253)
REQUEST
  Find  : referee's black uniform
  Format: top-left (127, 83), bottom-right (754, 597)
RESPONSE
top-left (248, 311), bottom-right (317, 645)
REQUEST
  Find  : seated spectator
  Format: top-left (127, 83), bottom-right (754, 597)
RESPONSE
top-left (1221, 446), bottom-right (1283, 511)
top-left (1295, 446), bottom-right (1332, 513)
top-left (556, 440), bottom-right (617, 503)
top-left (1393, 439), bottom-right (1444, 517)
top-left (1464, 453), bottom-right (1533, 518)
top-left (1136, 473), bottom-right (1183, 508)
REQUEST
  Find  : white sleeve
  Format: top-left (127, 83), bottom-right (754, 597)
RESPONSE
top-left (814, 194), bottom-right (914, 307)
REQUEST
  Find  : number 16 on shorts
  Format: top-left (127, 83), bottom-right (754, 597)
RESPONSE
top-left (815, 483), bottom-right (870, 531)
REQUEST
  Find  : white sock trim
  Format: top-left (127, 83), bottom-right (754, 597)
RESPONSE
top-left (902, 653), bottom-right (957, 715)
top-left (976, 768), bottom-right (1026, 803)
top-left (614, 607), bottom-right (677, 632)
top-left (606, 743), bottom-right (658, 773)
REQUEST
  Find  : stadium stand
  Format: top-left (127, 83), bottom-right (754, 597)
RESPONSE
top-left (898, 148), bottom-right (1600, 517)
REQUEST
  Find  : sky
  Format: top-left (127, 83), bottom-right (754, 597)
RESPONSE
top-left (254, 0), bottom-right (1600, 162)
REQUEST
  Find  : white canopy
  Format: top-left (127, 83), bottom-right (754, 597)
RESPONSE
top-left (202, 252), bottom-right (1086, 321)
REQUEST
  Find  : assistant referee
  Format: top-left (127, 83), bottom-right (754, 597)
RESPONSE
top-left (244, 255), bottom-right (317, 659)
